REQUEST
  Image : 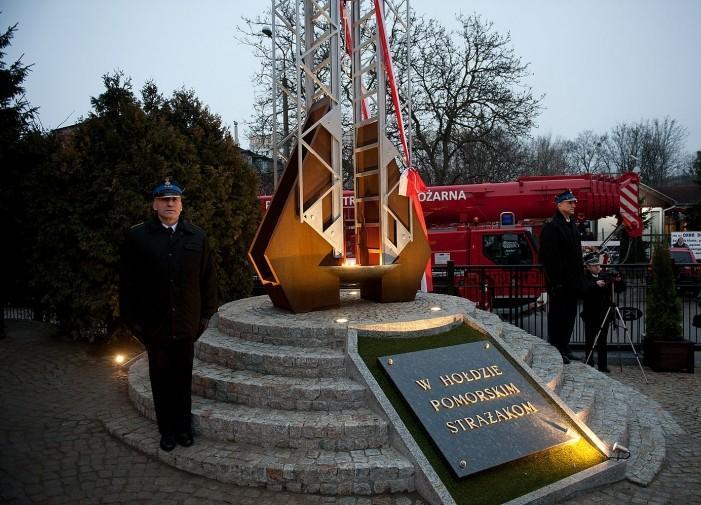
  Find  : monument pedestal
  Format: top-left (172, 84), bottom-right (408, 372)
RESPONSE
top-left (123, 293), bottom-right (466, 499)
top-left (118, 293), bottom-right (624, 504)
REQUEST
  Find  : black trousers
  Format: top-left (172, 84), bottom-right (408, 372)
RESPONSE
top-left (547, 293), bottom-right (578, 353)
top-left (583, 312), bottom-right (610, 371)
top-left (146, 339), bottom-right (194, 436)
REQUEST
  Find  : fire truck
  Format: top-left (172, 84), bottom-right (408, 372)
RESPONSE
top-left (258, 172), bottom-right (642, 308)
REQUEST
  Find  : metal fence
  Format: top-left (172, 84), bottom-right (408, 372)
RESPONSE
top-left (432, 262), bottom-right (701, 348)
top-left (2, 304), bottom-right (59, 324)
top-left (6, 263), bottom-right (700, 347)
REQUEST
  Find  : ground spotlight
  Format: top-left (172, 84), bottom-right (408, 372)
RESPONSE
top-left (611, 442), bottom-right (631, 460)
top-left (116, 351), bottom-right (147, 370)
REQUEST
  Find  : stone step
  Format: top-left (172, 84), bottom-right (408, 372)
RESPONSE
top-left (129, 359), bottom-right (388, 451)
top-left (555, 363), bottom-right (598, 423)
top-left (191, 358), bottom-right (368, 412)
top-left (196, 328), bottom-right (347, 378)
top-left (623, 406), bottom-right (666, 486)
top-left (527, 341), bottom-right (565, 392)
top-left (585, 388), bottom-right (630, 453)
top-left (556, 362), bottom-right (630, 453)
top-left (218, 298), bottom-right (347, 350)
top-left (614, 382), bottom-right (681, 486)
top-left (105, 406), bottom-right (416, 496)
top-left (498, 327), bottom-right (536, 365)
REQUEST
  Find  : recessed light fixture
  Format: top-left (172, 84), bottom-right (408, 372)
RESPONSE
top-left (430, 306), bottom-right (442, 312)
top-left (336, 318), bottom-right (348, 324)
top-left (114, 354), bottom-right (126, 364)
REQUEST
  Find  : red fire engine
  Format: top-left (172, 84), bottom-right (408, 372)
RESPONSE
top-left (258, 172), bottom-right (642, 308)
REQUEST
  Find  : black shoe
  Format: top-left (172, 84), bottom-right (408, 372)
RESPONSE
top-left (176, 431), bottom-right (194, 447)
top-left (561, 354), bottom-right (571, 364)
top-left (160, 434), bottom-right (176, 452)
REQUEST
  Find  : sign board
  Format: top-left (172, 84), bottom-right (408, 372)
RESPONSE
top-left (434, 252), bottom-right (451, 265)
top-left (671, 231), bottom-right (701, 258)
top-left (379, 341), bottom-right (576, 477)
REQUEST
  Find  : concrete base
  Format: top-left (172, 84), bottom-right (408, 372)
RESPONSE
top-left (115, 292), bottom-right (677, 503)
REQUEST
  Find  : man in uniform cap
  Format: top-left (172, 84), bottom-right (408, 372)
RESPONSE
top-left (539, 189), bottom-right (583, 364)
top-left (580, 252), bottom-right (625, 373)
top-left (120, 178), bottom-right (217, 451)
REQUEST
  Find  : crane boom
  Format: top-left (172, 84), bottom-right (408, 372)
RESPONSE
top-left (419, 173), bottom-right (641, 236)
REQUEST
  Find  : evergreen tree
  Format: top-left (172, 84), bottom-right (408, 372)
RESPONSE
top-left (150, 86), bottom-right (261, 302)
top-left (29, 72), bottom-right (260, 338)
top-left (645, 244), bottom-right (682, 340)
top-left (0, 21), bottom-right (39, 309)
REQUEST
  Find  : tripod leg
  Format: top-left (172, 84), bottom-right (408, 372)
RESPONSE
top-left (614, 306), bottom-right (649, 384)
top-left (586, 306), bottom-right (613, 367)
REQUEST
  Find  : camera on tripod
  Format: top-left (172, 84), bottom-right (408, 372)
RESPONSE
top-left (597, 270), bottom-right (622, 286)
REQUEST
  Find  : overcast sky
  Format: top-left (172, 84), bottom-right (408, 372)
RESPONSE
top-left (3, 0), bottom-right (700, 155)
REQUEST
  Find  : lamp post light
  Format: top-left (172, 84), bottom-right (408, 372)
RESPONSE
top-left (629, 154), bottom-right (640, 174)
top-left (262, 25), bottom-right (291, 190)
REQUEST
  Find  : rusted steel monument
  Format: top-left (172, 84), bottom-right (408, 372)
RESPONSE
top-left (249, 0), bottom-right (430, 312)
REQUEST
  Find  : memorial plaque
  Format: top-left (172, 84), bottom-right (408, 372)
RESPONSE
top-left (379, 341), bottom-right (577, 477)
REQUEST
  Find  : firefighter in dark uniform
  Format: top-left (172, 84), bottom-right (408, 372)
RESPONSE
top-left (120, 178), bottom-right (217, 452)
top-left (581, 253), bottom-right (625, 373)
top-left (539, 190), bottom-right (583, 364)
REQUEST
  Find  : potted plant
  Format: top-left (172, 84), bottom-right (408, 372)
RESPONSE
top-left (644, 244), bottom-right (695, 372)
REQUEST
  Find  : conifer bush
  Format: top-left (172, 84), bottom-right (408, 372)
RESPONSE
top-left (27, 73), bottom-right (260, 339)
top-left (645, 244), bottom-right (682, 340)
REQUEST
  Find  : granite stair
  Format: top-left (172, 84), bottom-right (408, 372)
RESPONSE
top-left (496, 317), bottom-right (676, 486)
top-left (196, 329), bottom-right (347, 378)
top-left (106, 405), bottom-right (414, 496)
top-left (123, 302), bottom-right (417, 497)
top-left (190, 358), bottom-right (367, 411)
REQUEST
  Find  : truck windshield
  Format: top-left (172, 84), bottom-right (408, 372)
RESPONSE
top-left (482, 233), bottom-right (534, 265)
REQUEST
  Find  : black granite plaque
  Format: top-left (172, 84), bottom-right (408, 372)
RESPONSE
top-left (379, 341), bottom-right (576, 477)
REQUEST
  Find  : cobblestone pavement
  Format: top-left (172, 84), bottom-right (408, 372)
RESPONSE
top-left (562, 360), bottom-right (701, 505)
top-left (1, 320), bottom-right (699, 505)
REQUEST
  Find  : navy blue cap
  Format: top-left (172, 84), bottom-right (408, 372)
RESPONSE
top-left (583, 252), bottom-right (601, 265)
top-left (152, 178), bottom-right (183, 198)
top-left (554, 189), bottom-right (577, 204)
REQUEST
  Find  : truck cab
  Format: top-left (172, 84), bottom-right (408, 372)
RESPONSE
top-left (429, 225), bottom-right (542, 310)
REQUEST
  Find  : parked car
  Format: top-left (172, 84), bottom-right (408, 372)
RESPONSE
top-left (647, 247), bottom-right (701, 295)
top-left (670, 247), bottom-right (701, 290)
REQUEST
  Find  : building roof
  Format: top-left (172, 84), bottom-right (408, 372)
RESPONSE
top-left (639, 183), bottom-right (675, 208)
top-left (653, 183), bottom-right (701, 206)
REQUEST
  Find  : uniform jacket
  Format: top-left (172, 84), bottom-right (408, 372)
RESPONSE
top-left (581, 270), bottom-right (626, 321)
top-left (119, 217), bottom-right (218, 342)
top-left (539, 212), bottom-right (584, 295)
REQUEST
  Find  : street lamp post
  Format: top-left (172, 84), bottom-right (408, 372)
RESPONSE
top-left (262, 25), bottom-right (290, 190)
top-left (629, 154), bottom-right (640, 174)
